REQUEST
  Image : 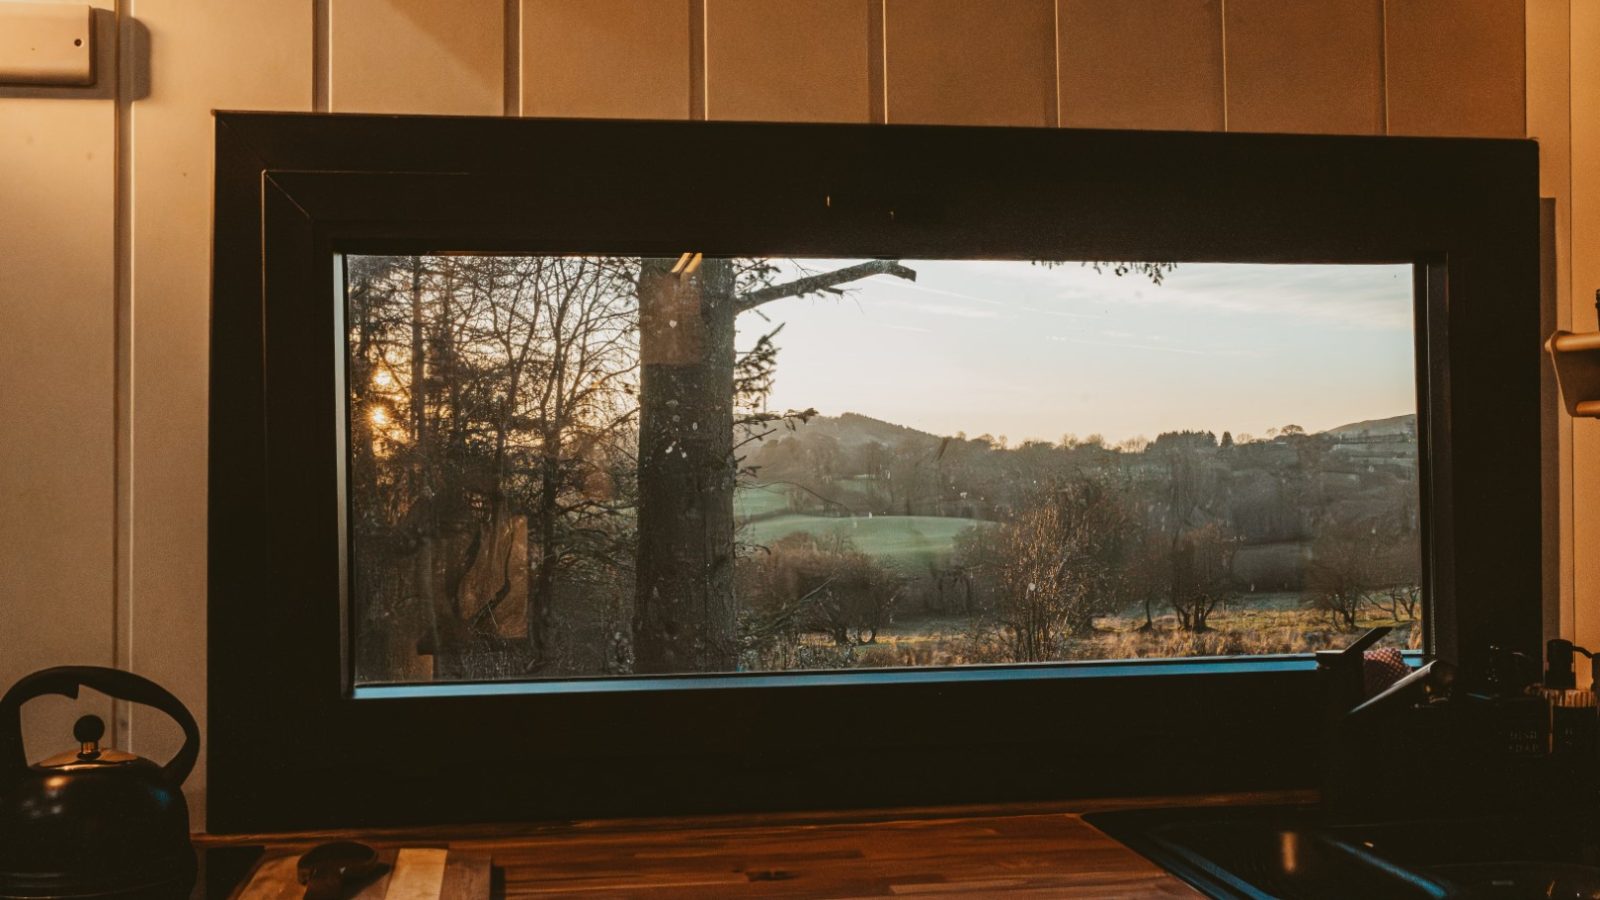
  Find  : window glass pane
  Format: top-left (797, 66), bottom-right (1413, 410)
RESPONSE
top-left (345, 255), bottom-right (1419, 685)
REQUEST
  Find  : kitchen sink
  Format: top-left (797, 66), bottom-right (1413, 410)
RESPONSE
top-left (1086, 805), bottom-right (1600, 899)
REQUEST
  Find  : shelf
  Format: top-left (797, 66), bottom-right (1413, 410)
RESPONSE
top-left (1547, 330), bottom-right (1600, 418)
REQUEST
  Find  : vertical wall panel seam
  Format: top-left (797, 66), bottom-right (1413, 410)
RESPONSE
top-left (1051, 0), bottom-right (1061, 128)
top-left (866, 0), bottom-right (886, 124)
top-left (113, 0), bottom-right (134, 750)
top-left (503, 0), bottom-right (520, 115)
top-left (1561, 0), bottom-right (1574, 637)
top-left (1522, 8), bottom-right (1529, 138)
top-left (1568, 0), bottom-right (1580, 640)
top-left (1219, 0), bottom-right (1229, 131)
top-left (313, 0), bottom-right (329, 112)
top-left (690, 0), bottom-right (706, 120)
top-left (1566, 0), bottom-right (1576, 639)
top-left (1577, 1), bottom-right (1584, 330)
top-left (877, 0), bottom-right (889, 123)
top-left (1379, 0), bottom-right (1389, 134)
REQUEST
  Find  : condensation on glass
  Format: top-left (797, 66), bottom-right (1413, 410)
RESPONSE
top-left (343, 254), bottom-right (1421, 685)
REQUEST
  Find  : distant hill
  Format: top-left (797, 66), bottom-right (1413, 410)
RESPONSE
top-left (753, 410), bottom-right (1416, 447)
top-left (1322, 413), bottom-right (1416, 438)
top-left (747, 411), bottom-right (940, 448)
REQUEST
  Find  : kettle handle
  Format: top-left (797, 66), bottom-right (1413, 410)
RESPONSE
top-left (0, 666), bottom-right (200, 790)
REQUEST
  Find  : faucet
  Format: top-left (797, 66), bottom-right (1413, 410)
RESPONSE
top-left (1316, 627), bottom-right (1456, 823)
top-left (1315, 626), bottom-right (1392, 737)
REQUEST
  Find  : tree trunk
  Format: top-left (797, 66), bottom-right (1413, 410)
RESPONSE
top-left (531, 433), bottom-right (560, 664)
top-left (406, 258), bottom-right (458, 674)
top-left (632, 257), bottom-right (739, 673)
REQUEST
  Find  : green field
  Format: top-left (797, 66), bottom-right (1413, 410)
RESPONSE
top-left (733, 484), bottom-right (796, 519)
top-left (739, 512), bottom-right (991, 571)
top-left (735, 481), bottom-right (880, 519)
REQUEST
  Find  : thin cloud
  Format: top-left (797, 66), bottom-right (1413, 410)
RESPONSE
top-left (1114, 265), bottom-right (1412, 330)
top-left (1018, 304), bottom-right (1100, 320)
top-left (885, 279), bottom-right (1011, 308)
top-left (1049, 335), bottom-right (1224, 357)
top-left (940, 259), bottom-right (1412, 331)
top-left (872, 295), bottom-right (1002, 320)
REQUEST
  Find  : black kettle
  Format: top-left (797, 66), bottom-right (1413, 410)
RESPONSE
top-left (0, 667), bottom-right (199, 899)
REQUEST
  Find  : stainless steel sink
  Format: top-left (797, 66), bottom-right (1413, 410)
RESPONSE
top-left (1087, 806), bottom-right (1600, 900)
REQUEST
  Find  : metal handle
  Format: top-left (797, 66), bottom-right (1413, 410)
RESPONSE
top-left (0, 666), bottom-right (199, 791)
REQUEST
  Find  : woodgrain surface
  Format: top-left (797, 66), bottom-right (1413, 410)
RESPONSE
top-left (202, 795), bottom-right (1297, 898)
top-left (231, 848), bottom-right (490, 900)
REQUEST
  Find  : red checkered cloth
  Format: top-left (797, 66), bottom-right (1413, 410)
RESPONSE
top-left (1363, 646), bottom-right (1410, 698)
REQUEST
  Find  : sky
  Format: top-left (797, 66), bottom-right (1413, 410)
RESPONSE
top-left (733, 259), bottom-right (1416, 445)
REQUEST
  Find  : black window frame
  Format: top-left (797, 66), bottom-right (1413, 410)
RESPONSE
top-left (208, 113), bottom-right (1540, 833)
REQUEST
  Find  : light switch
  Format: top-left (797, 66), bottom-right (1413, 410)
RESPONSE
top-left (0, 3), bottom-right (93, 86)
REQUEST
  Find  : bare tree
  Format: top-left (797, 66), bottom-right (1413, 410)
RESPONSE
top-left (1318, 509), bottom-right (1420, 627)
top-left (1150, 430), bottom-right (1230, 632)
top-left (739, 533), bottom-right (901, 660)
top-left (1127, 530), bottom-right (1170, 632)
top-left (990, 479), bottom-right (1135, 661)
top-left (347, 255), bottom-right (639, 681)
top-left (1307, 518), bottom-right (1387, 630)
top-left (1167, 522), bottom-right (1239, 632)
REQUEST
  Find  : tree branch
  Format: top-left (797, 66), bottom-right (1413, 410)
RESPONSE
top-left (750, 575), bottom-right (841, 638)
top-left (735, 260), bottom-right (917, 314)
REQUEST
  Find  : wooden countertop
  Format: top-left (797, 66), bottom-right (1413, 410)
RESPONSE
top-left (200, 792), bottom-right (1311, 898)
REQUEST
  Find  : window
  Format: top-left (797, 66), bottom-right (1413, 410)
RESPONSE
top-left (346, 256), bottom-right (1420, 687)
top-left (209, 115), bottom-right (1539, 831)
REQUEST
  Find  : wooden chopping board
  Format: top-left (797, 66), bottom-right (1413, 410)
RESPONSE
top-left (230, 847), bottom-right (491, 900)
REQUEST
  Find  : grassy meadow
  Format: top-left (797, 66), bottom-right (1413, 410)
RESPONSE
top-left (739, 512), bottom-right (991, 572)
top-left (736, 486), bottom-right (1420, 670)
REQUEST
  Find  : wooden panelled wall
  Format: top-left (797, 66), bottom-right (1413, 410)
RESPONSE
top-left (0, 0), bottom-right (1590, 829)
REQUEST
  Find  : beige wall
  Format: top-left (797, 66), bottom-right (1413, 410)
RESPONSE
top-left (0, 0), bottom-right (1581, 829)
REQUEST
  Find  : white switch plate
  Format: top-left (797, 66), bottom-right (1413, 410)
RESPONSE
top-left (0, 3), bottom-right (93, 86)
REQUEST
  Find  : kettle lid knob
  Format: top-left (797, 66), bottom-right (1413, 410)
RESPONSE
top-left (73, 714), bottom-right (104, 760)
